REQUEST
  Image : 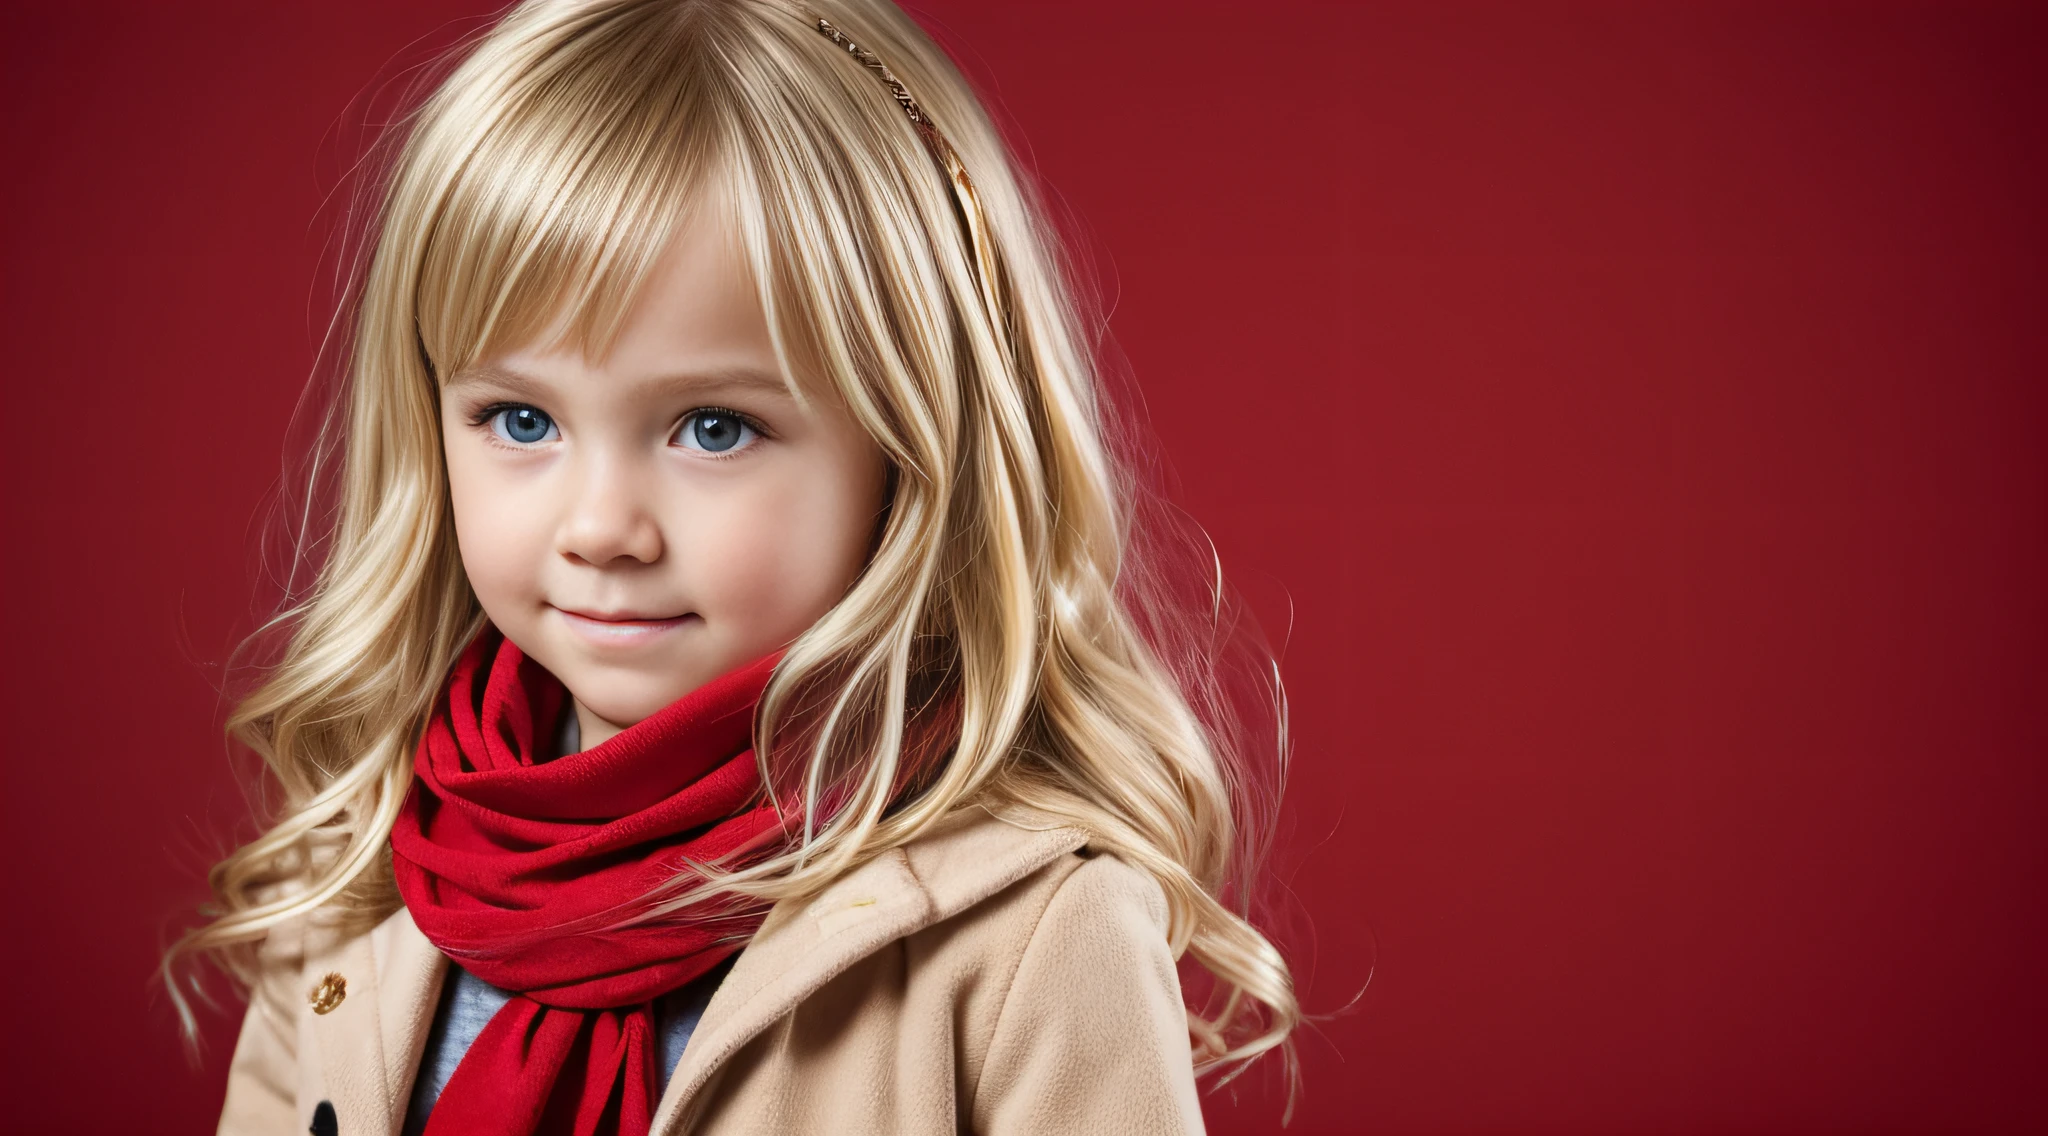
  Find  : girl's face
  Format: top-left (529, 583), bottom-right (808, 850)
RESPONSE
top-left (440, 194), bottom-right (890, 750)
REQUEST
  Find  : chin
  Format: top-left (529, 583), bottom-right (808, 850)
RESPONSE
top-left (564, 671), bottom-right (698, 731)
top-left (557, 654), bottom-right (724, 724)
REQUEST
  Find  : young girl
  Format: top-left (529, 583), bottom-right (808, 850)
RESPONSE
top-left (169, 1), bottom-right (1299, 1132)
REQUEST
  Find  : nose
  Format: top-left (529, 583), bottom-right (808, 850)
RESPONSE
top-left (556, 450), bottom-right (664, 566)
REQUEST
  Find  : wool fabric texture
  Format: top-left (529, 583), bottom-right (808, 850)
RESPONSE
top-left (390, 624), bottom-right (788, 1136)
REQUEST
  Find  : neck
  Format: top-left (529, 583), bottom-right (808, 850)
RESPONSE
top-left (570, 698), bottom-right (630, 753)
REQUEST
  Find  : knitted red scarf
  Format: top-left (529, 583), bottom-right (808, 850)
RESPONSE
top-left (390, 624), bottom-right (788, 1136)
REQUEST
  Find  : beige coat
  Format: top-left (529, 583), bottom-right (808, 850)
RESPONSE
top-left (216, 809), bottom-right (1207, 1135)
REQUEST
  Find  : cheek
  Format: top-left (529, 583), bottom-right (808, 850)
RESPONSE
top-left (445, 441), bottom-right (548, 610)
top-left (691, 456), bottom-right (879, 637)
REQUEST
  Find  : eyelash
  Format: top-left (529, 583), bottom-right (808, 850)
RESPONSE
top-left (465, 402), bottom-right (769, 459)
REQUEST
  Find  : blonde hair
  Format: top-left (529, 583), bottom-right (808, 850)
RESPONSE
top-left (167, 0), bottom-right (1300, 1096)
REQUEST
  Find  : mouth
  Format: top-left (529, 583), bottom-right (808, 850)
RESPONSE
top-left (553, 605), bottom-right (700, 643)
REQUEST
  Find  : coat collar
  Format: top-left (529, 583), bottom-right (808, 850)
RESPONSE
top-left (306, 808), bottom-right (1087, 1136)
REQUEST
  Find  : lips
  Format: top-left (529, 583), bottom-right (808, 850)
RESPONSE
top-left (556, 606), bottom-right (692, 624)
top-left (552, 606), bottom-right (700, 642)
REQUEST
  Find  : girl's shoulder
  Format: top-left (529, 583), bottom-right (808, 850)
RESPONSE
top-left (752, 803), bottom-right (1173, 997)
top-left (688, 809), bottom-right (1201, 1134)
top-left (893, 804), bottom-right (1176, 978)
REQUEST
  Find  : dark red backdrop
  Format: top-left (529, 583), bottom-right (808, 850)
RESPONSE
top-left (4, 2), bottom-right (2042, 1133)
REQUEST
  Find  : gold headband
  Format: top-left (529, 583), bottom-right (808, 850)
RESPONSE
top-left (811, 16), bottom-right (1013, 366)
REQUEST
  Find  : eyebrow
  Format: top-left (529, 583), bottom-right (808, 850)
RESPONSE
top-left (445, 362), bottom-right (798, 401)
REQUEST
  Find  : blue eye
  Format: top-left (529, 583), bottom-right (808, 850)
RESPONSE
top-left (491, 406), bottom-right (557, 445)
top-left (676, 410), bottom-right (757, 454)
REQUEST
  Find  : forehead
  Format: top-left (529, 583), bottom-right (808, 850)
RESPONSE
top-left (595, 199), bottom-right (782, 380)
top-left (448, 194), bottom-right (808, 410)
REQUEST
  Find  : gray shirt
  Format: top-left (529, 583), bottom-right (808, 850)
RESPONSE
top-left (400, 953), bottom-right (736, 1134)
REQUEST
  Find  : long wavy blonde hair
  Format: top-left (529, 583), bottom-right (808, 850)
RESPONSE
top-left (167, 0), bottom-right (1299, 1095)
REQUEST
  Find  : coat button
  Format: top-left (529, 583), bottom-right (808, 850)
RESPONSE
top-left (309, 972), bottom-right (347, 1015)
top-left (310, 1099), bottom-right (338, 1136)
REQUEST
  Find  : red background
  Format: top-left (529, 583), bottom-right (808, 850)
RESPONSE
top-left (4, 2), bottom-right (2042, 1133)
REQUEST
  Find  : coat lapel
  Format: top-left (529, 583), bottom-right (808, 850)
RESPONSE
top-left (308, 905), bottom-right (449, 1136)
top-left (650, 812), bottom-right (1088, 1135)
top-left (650, 847), bottom-right (932, 1135)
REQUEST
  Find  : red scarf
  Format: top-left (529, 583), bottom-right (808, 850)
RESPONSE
top-left (390, 624), bottom-right (789, 1136)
